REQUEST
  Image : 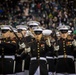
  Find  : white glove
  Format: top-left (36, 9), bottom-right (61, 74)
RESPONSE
top-left (54, 45), bottom-right (59, 51)
top-left (46, 38), bottom-right (51, 47)
top-left (24, 47), bottom-right (31, 53)
top-left (72, 39), bottom-right (76, 46)
top-left (19, 42), bottom-right (26, 49)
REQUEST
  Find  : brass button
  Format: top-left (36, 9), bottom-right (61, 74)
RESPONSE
top-left (38, 53), bottom-right (40, 55)
top-left (63, 45), bottom-right (65, 47)
top-left (38, 56), bottom-right (40, 58)
top-left (38, 50), bottom-right (40, 52)
top-left (37, 46), bottom-right (39, 48)
top-left (38, 43), bottom-right (39, 45)
top-left (64, 52), bottom-right (66, 54)
top-left (63, 48), bottom-right (65, 50)
top-left (63, 41), bottom-right (65, 42)
top-left (37, 48), bottom-right (39, 49)
top-left (63, 43), bottom-right (65, 45)
top-left (4, 40), bottom-right (6, 42)
top-left (64, 51), bottom-right (66, 53)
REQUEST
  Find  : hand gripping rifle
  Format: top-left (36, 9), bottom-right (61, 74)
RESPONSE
top-left (9, 25), bottom-right (31, 48)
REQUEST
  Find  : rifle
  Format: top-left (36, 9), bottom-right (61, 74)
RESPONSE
top-left (9, 25), bottom-right (31, 47)
top-left (9, 25), bottom-right (22, 43)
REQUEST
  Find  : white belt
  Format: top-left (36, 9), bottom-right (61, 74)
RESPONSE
top-left (22, 60), bottom-right (25, 71)
top-left (31, 57), bottom-right (47, 61)
top-left (46, 56), bottom-right (54, 59)
top-left (58, 55), bottom-right (74, 60)
top-left (4, 55), bottom-right (15, 60)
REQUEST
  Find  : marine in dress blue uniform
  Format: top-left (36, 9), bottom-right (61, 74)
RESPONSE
top-left (15, 25), bottom-right (27, 75)
top-left (54, 25), bottom-right (76, 75)
top-left (42, 29), bottom-right (55, 75)
top-left (21, 28), bottom-right (53, 75)
top-left (0, 25), bottom-right (17, 75)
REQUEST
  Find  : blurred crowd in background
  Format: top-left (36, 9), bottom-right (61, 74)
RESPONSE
top-left (0, 0), bottom-right (76, 30)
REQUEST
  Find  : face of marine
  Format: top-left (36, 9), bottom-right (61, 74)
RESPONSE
top-left (60, 32), bottom-right (68, 39)
top-left (35, 33), bottom-right (42, 41)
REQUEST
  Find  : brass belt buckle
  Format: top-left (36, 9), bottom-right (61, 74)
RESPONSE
top-left (64, 54), bottom-right (67, 58)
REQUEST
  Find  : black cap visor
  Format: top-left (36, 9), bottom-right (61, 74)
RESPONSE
top-left (60, 30), bottom-right (68, 33)
top-left (1, 29), bottom-right (9, 33)
top-left (18, 29), bottom-right (23, 33)
top-left (34, 31), bottom-right (42, 35)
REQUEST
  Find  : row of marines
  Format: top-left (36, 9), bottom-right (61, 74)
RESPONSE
top-left (0, 22), bottom-right (76, 75)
